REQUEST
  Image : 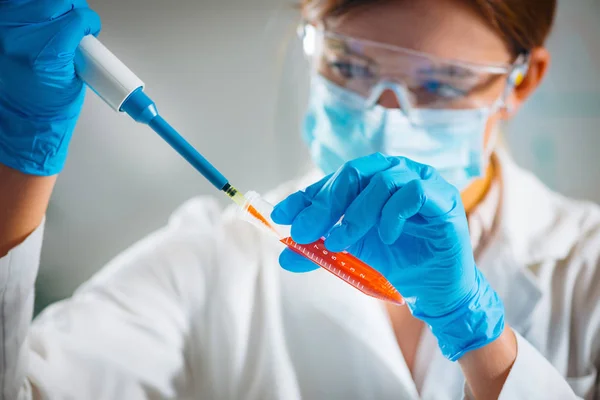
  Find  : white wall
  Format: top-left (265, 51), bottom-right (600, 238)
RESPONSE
top-left (36, 0), bottom-right (600, 307)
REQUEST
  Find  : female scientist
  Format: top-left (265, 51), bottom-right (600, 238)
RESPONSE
top-left (1, 0), bottom-right (599, 399)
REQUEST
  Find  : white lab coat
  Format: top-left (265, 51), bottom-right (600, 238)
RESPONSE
top-left (1, 151), bottom-right (599, 400)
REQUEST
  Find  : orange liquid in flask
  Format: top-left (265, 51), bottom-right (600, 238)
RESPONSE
top-left (246, 204), bottom-right (403, 305)
top-left (281, 237), bottom-right (404, 305)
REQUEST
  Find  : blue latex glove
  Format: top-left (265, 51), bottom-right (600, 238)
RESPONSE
top-left (0, 0), bottom-right (101, 176)
top-left (272, 153), bottom-right (504, 361)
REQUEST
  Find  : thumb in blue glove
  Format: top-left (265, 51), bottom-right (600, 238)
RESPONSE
top-left (272, 153), bottom-right (505, 361)
top-left (0, 0), bottom-right (101, 175)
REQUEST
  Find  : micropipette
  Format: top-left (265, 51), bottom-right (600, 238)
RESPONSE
top-left (74, 36), bottom-right (245, 206)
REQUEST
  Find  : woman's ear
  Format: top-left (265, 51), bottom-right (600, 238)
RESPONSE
top-left (501, 47), bottom-right (551, 119)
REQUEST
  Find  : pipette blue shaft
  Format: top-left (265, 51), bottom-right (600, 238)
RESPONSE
top-left (150, 116), bottom-right (227, 189)
top-left (120, 88), bottom-right (228, 191)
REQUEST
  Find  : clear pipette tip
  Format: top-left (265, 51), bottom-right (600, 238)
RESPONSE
top-left (222, 183), bottom-right (247, 207)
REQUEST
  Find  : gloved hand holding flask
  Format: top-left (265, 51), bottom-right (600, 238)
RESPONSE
top-left (272, 153), bottom-right (504, 361)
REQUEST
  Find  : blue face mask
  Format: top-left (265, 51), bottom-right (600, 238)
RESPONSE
top-left (303, 76), bottom-right (502, 191)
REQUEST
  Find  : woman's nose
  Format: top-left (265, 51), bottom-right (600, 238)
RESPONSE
top-left (377, 88), bottom-right (402, 109)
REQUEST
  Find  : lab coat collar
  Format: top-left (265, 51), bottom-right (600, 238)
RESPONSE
top-left (299, 273), bottom-right (422, 398)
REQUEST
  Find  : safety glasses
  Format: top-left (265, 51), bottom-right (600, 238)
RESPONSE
top-left (298, 23), bottom-right (529, 111)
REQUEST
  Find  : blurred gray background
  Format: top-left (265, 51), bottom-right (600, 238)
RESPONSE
top-left (36, 0), bottom-right (600, 310)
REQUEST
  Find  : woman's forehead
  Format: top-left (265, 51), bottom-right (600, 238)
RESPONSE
top-left (326, 0), bottom-right (513, 65)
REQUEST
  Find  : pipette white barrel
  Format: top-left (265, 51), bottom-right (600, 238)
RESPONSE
top-left (75, 35), bottom-right (144, 112)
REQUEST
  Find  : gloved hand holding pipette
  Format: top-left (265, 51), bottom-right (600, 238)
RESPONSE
top-left (0, 0), bottom-right (101, 176)
top-left (272, 152), bottom-right (505, 361)
top-left (1, 0), bottom-right (243, 204)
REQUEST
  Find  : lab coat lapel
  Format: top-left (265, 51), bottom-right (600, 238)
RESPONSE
top-left (477, 239), bottom-right (542, 334)
top-left (305, 275), bottom-right (421, 399)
